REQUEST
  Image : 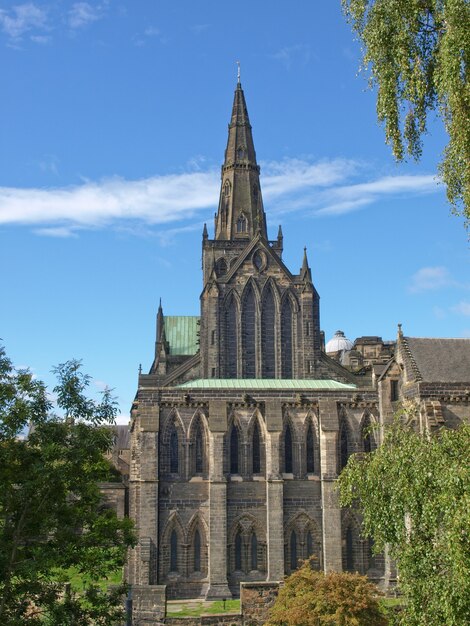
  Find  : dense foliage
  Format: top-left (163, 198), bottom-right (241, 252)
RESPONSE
top-left (0, 347), bottom-right (135, 625)
top-left (265, 561), bottom-right (388, 626)
top-left (342, 0), bottom-right (470, 224)
top-left (338, 416), bottom-right (470, 626)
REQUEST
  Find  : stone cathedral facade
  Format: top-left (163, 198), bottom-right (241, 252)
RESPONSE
top-left (127, 81), bottom-right (470, 603)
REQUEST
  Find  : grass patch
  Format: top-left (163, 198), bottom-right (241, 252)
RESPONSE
top-left (53, 566), bottom-right (123, 592)
top-left (167, 599), bottom-right (240, 617)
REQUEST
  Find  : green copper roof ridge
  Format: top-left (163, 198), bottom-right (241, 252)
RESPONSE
top-left (176, 378), bottom-right (356, 390)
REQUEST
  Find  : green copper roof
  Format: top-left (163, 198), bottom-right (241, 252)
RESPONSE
top-left (176, 379), bottom-right (356, 390)
top-left (165, 316), bottom-right (199, 355)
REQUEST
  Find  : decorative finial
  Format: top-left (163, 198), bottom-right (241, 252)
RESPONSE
top-left (236, 60), bottom-right (240, 84)
top-left (138, 363), bottom-right (142, 375)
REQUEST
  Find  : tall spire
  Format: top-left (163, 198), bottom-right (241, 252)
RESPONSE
top-left (214, 81), bottom-right (267, 240)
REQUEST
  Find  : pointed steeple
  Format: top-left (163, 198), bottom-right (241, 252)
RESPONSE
top-left (214, 82), bottom-right (267, 241)
top-left (300, 247), bottom-right (312, 282)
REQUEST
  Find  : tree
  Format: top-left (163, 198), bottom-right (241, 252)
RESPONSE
top-left (341, 0), bottom-right (470, 224)
top-left (338, 416), bottom-right (470, 626)
top-left (265, 560), bottom-right (388, 626)
top-left (0, 346), bottom-right (135, 625)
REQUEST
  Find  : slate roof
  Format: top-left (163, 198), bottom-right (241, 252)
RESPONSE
top-left (165, 316), bottom-right (200, 355)
top-left (403, 337), bottom-right (470, 383)
top-left (177, 379), bottom-right (356, 390)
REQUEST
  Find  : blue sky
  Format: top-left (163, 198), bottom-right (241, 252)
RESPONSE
top-left (0, 1), bottom-right (468, 422)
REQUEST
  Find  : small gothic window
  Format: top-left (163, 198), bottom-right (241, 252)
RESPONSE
top-left (235, 531), bottom-right (242, 570)
top-left (195, 424), bottom-right (203, 474)
top-left (230, 426), bottom-right (239, 474)
top-left (390, 379), bottom-right (399, 402)
top-left (340, 422), bottom-right (349, 471)
top-left (194, 529), bottom-right (201, 572)
top-left (251, 532), bottom-right (258, 570)
top-left (346, 526), bottom-right (354, 571)
top-left (170, 426), bottom-right (179, 474)
top-left (224, 180), bottom-right (231, 196)
top-left (290, 531), bottom-right (297, 570)
top-left (236, 215), bottom-right (247, 233)
top-left (170, 530), bottom-right (178, 572)
top-left (253, 422), bottom-right (261, 474)
top-left (215, 257), bottom-right (227, 276)
top-left (237, 147), bottom-right (245, 160)
top-left (285, 424), bottom-right (293, 473)
top-left (306, 424), bottom-right (315, 473)
top-left (307, 530), bottom-right (313, 557)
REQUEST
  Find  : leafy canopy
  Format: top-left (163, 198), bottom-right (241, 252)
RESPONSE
top-left (342, 0), bottom-right (470, 224)
top-left (0, 346), bottom-right (135, 625)
top-left (338, 416), bottom-right (470, 626)
top-left (265, 560), bottom-right (388, 626)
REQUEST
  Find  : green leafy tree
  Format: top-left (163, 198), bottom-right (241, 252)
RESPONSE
top-left (342, 0), bottom-right (470, 224)
top-left (0, 346), bottom-right (135, 625)
top-left (338, 416), bottom-right (470, 626)
top-left (265, 560), bottom-right (388, 626)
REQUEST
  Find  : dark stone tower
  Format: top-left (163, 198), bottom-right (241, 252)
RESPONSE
top-left (200, 81), bottom-right (324, 381)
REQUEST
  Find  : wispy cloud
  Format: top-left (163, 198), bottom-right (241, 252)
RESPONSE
top-left (270, 44), bottom-right (311, 70)
top-left (0, 3), bottom-right (48, 42)
top-left (409, 266), bottom-right (470, 294)
top-left (452, 301), bottom-right (470, 316)
top-left (408, 266), bottom-right (456, 293)
top-left (68, 2), bottom-right (103, 29)
top-left (0, 158), bottom-right (442, 237)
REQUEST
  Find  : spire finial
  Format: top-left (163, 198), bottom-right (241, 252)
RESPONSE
top-left (236, 60), bottom-right (240, 84)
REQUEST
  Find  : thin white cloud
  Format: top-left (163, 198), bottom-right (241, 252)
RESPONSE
top-left (270, 44), bottom-right (311, 70)
top-left (68, 2), bottom-right (102, 29)
top-left (452, 301), bottom-right (470, 316)
top-left (408, 266), bottom-right (456, 293)
top-left (0, 3), bottom-right (48, 40)
top-left (0, 159), bottom-right (443, 237)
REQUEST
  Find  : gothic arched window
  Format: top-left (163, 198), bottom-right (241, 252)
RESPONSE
top-left (242, 284), bottom-right (256, 377)
top-left (345, 526), bottom-right (354, 571)
top-left (224, 180), bottom-right (231, 196)
top-left (252, 422), bottom-right (261, 474)
top-left (235, 531), bottom-right (242, 571)
top-left (339, 421), bottom-right (349, 471)
top-left (251, 532), bottom-right (258, 570)
top-left (261, 285), bottom-right (275, 378)
top-left (225, 294), bottom-right (238, 378)
top-left (195, 423), bottom-right (204, 474)
top-left (290, 531), bottom-right (298, 571)
top-left (230, 426), bottom-right (239, 474)
top-left (237, 214), bottom-right (247, 233)
top-left (285, 424), bottom-right (293, 473)
top-left (194, 529), bottom-right (201, 572)
top-left (306, 423), bottom-right (315, 473)
top-left (170, 426), bottom-right (179, 474)
top-left (281, 298), bottom-right (293, 378)
top-left (170, 530), bottom-right (178, 572)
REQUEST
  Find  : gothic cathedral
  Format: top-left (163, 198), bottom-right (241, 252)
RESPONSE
top-left (127, 80), bottom-right (470, 603)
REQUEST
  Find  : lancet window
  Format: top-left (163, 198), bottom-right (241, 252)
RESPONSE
top-left (281, 297), bottom-right (293, 378)
top-left (170, 426), bottom-right (179, 474)
top-left (306, 423), bottom-right (315, 473)
top-left (242, 284), bottom-right (256, 377)
top-left (252, 421), bottom-right (261, 474)
top-left (225, 294), bottom-right (238, 378)
top-left (261, 285), bottom-right (275, 378)
top-left (284, 424), bottom-right (293, 473)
